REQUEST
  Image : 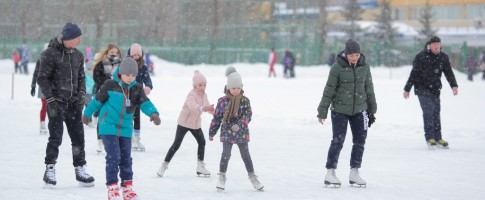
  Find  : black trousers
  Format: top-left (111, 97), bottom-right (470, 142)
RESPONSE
top-left (219, 142), bottom-right (254, 173)
top-left (134, 106), bottom-right (141, 131)
top-left (164, 125), bottom-right (206, 162)
top-left (45, 102), bottom-right (86, 167)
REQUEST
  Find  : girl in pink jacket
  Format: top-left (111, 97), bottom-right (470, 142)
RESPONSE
top-left (157, 70), bottom-right (215, 177)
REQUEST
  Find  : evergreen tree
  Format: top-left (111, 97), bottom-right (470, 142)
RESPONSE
top-left (342, 0), bottom-right (364, 39)
top-left (419, 0), bottom-right (437, 40)
top-left (374, 0), bottom-right (399, 67)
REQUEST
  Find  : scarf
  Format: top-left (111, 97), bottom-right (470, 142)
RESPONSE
top-left (223, 90), bottom-right (243, 124)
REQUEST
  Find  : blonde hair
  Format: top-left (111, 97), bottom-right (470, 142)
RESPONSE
top-left (94, 44), bottom-right (123, 66)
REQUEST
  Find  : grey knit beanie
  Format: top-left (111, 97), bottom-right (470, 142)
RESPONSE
top-left (345, 39), bottom-right (360, 55)
top-left (225, 66), bottom-right (243, 89)
top-left (119, 57), bottom-right (138, 75)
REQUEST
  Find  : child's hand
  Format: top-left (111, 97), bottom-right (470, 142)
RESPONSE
top-left (82, 116), bottom-right (91, 125)
top-left (209, 136), bottom-right (214, 141)
top-left (150, 113), bottom-right (161, 125)
top-left (203, 104), bottom-right (215, 114)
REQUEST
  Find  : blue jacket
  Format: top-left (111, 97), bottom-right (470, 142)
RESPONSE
top-left (83, 68), bottom-right (158, 138)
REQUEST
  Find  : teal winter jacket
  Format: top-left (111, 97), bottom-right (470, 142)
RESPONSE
top-left (83, 68), bottom-right (158, 138)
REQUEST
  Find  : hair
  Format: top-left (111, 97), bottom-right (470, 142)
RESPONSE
top-left (94, 44), bottom-right (123, 66)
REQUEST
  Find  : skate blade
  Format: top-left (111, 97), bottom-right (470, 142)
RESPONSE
top-left (427, 144), bottom-right (436, 150)
top-left (197, 172), bottom-right (210, 177)
top-left (78, 181), bottom-right (95, 187)
top-left (43, 183), bottom-right (55, 189)
top-left (350, 182), bottom-right (367, 188)
top-left (436, 145), bottom-right (449, 149)
top-left (324, 181), bottom-right (341, 188)
top-left (256, 186), bottom-right (264, 191)
top-left (217, 187), bottom-right (225, 192)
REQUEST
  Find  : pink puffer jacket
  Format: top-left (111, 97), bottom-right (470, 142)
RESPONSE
top-left (177, 89), bottom-right (210, 129)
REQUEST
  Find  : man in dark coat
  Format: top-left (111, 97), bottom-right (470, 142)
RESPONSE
top-left (36, 22), bottom-right (95, 188)
top-left (403, 36), bottom-right (458, 149)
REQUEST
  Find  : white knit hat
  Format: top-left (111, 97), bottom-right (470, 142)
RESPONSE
top-left (225, 66), bottom-right (243, 89)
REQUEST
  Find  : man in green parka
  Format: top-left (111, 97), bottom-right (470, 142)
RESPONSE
top-left (317, 39), bottom-right (377, 188)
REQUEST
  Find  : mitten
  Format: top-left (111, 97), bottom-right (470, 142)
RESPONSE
top-left (46, 98), bottom-right (59, 118)
top-left (30, 87), bottom-right (35, 97)
top-left (368, 113), bottom-right (376, 128)
top-left (82, 115), bottom-right (91, 125)
top-left (150, 113), bottom-right (161, 125)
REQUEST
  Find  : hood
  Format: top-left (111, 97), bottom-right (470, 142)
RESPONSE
top-left (48, 37), bottom-right (76, 54)
top-left (112, 67), bottom-right (137, 89)
top-left (336, 50), bottom-right (366, 68)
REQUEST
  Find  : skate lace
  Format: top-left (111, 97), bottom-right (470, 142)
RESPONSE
top-left (46, 167), bottom-right (55, 180)
top-left (76, 166), bottom-right (92, 179)
top-left (108, 185), bottom-right (121, 198)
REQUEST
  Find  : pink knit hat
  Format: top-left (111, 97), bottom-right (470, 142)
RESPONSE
top-left (130, 43), bottom-right (142, 57)
top-left (193, 70), bottom-right (207, 86)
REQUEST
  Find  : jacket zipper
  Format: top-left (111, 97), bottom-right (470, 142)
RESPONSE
top-left (117, 88), bottom-right (127, 137)
top-left (352, 64), bottom-right (356, 115)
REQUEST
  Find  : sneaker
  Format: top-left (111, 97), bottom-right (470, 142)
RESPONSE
top-left (75, 165), bottom-right (95, 187)
top-left (324, 169), bottom-right (341, 187)
top-left (122, 180), bottom-right (140, 200)
top-left (157, 161), bottom-right (169, 177)
top-left (107, 183), bottom-right (122, 200)
top-left (349, 168), bottom-right (366, 187)
top-left (248, 172), bottom-right (264, 191)
top-left (196, 160), bottom-right (210, 176)
top-left (216, 172), bottom-right (226, 191)
top-left (43, 164), bottom-right (56, 188)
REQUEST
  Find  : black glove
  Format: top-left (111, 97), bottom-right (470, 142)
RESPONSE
top-left (368, 113), bottom-right (376, 128)
top-left (150, 113), bottom-right (161, 125)
top-left (30, 87), bottom-right (35, 97)
top-left (46, 98), bottom-right (59, 118)
top-left (69, 93), bottom-right (85, 105)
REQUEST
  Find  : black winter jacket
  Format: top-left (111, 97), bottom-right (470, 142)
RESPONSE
top-left (404, 47), bottom-right (458, 96)
top-left (37, 37), bottom-right (86, 103)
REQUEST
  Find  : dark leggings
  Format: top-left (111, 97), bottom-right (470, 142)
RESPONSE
top-left (219, 142), bottom-right (254, 173)
top-left (134, 106), bottom-right (141, 131)
top-left (164, 125), bottom-right (206, 162)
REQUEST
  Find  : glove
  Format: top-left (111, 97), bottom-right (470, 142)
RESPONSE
top-left (82, 115), bottom-right (91, 125)
top-left (368, 113), bottom-right (376, 128)
top-left (209, 136), bottom-right (214, 141)
top-left (30, 87), bottom-right (35, 97)
top-left (150, 113), bottom-right (161, 125)
top-left (46, 98), bottom-right (59, 118)
top-left (69, 93), bottom-right (85, 105)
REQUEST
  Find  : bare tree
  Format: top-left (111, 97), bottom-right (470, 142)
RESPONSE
top-left (318, 0), bottom-right (329, 64)
top-left (342, 0), bottom-right (363, 39)
top-left (419, 0), bottom-right (437, 40)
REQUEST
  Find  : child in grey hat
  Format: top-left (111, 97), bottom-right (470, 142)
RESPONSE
top-left (208, 66), bottom-right (264, 192)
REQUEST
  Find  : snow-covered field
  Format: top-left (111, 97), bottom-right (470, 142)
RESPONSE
top-left (1, 57), bottom-right (484, 200)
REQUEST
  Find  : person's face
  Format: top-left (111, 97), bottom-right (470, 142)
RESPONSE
top-left (229, 87), bottom-right (241, 96)
top-left (107, 48), bottom-right (119, 57)
top-left (121, 74), bottom-right (136, 84)
top-left (131, 54), bottom-right (141, 60)
top-left (429, 42), bottom-right (441, 54)
top-left (63, 36), bottom-right (81, 48)
top-left (195, 82), bottom-right (207, 93)
top-left (346, 53), bottom-right (361, 64)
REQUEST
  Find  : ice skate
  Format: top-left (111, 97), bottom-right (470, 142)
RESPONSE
top-left (122, 180), bottom-right (140, 200)
top-left (132, 135), bottom-right (145, 152)
top-left (196, 160), bottom-right (210, 177)
top-left (436, 139), bottom-right (449, 149)
top-left (324, 169), bottom-right (341, 188)
top-left (107, 183), bottom-right (122, 200)
top-left (427, 139), bottom-right (437, 150)
top-left (43, 164), bottom-right (56, 189)
top-left (96, 139), bottom-right (104, 154)
top-left (157, 161), bottom-right (169, 177)
top-left (216, 172), bottom-right (226, 192)
top-left (75, 165), bottom-right (95, 187)
top-left (349, 168), bottom-right (366, 188)
top-left (40, 121), bottom-right (48, 135)
top-left (249, 172), bottom-right (264, 191)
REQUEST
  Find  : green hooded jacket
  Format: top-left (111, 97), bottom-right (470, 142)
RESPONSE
top-left (317, 52), bottom-right (377, 119)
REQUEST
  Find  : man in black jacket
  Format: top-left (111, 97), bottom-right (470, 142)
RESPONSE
top-left (37, 22), bottom-right (95, 188)
top-left (403, 36), bottom-right (458, 149)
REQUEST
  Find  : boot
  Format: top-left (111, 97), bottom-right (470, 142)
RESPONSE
top-left (75, 165), bottom-right (95, 187)
top-left (43, 164), bottom-right (56, 188)
top-left (40, 121), bottom-right (48, 135)
top-left (324, 169), bottom-right (341, 187)
top-left (248, 172), bottom-right (264, 191)
top-left (122, 180), bottom-right (140, 200)
top-left (437, 139), bottom-right (449, 149)
top-left (427, 139), bottom-right (437, 150)
top-left (216, 172), bottom-right (226, 191)
top-left (157, 161), bottom-right (169, 177)
top-left (349, 168), bottom-right (366, 187)
top-left (132, 135), bottom-right (145, 151)
top-left (97, 139), bottom-right (104, 154)
top-left (107, 183), bottom-right (122, 200)
top-left (196, 160), bottom-right (210, 176)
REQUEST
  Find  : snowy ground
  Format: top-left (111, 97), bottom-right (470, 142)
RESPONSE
top-left (1, 57), bottom-right (484, 200)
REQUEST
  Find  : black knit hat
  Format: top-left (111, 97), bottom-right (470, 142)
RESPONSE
top-left (429, 36), bottom-right (441, 44)
top-left (61, 22), bottom-right (82, 41)
top-left (345, 39), bottom-right (360, 54)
